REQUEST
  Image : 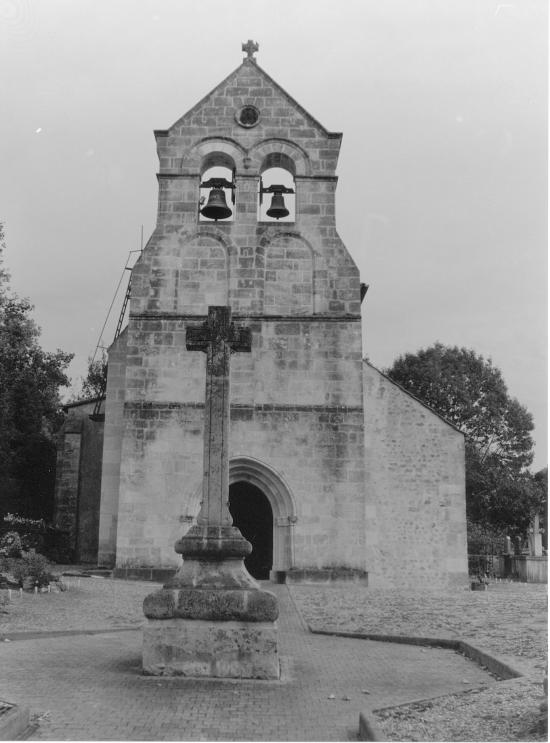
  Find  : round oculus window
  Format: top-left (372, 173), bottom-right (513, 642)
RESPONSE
top-left (236, 105), bottom-right (260, 128)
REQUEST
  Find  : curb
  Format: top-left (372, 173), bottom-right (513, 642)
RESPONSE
top-left (1, 626), bottom-right (140, 642)
top-left (358, 710), bottom-right (385, 742)
top-left (358, 676), bottom-right (532, 742)
top-left (309, 627), bottom-right (523, 679)
top-left (308, 627), bottom-right (524, 742)
top-left (0, 702), bottom-right (29, 741)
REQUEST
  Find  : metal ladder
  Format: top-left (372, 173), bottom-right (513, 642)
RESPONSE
top-left (90, 251), bottom-right (140, 420)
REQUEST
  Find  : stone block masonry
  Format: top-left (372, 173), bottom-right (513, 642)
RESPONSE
top-left (143, 619), bottom-right (279, 678)
top-left (113, 399), bottom-right (366, 573)
top-left (363, 363), bottom-right (467, 589)
top-left (54, 399), bottom-right (104, 563)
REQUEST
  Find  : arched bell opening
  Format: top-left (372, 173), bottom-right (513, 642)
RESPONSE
top-left (229, 482), bottom-right (273, 580)
top-left (258, 154), bottom-right (296, 222)
top-left (199, 152), bottom-right (236, 223)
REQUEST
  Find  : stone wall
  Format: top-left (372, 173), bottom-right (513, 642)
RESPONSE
top-left (113, 317), bottom-right (366, 572)
top-left (97, 331), bottom-right (127, 567)
top-left (53, 400), bottom-right (104, 563)
top-left (362, 362), bottom-right (468, 589)
top-left (110, 57), bottom-right (368, 576)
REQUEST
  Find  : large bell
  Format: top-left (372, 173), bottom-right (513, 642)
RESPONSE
top-left (200, 188), bottom-right (232, 221)
top-left (266, 192), bottom-right (289, 220)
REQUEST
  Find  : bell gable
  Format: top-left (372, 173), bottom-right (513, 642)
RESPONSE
top-left (154, 56), bottom-right (342, 177)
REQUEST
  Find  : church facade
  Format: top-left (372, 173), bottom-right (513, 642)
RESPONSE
top-left (54, 46), bottom-right (468, 589)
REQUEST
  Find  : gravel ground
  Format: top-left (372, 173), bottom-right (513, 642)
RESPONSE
top-left (289, 581), bottom-right (548, 742)
top-left (0, 570), bottom-right (547, 741)
top-left (0, 571), bottom-right (155, 633)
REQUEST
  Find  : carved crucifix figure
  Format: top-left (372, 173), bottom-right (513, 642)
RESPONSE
top-left (186, 306), bottom-right (251, 528)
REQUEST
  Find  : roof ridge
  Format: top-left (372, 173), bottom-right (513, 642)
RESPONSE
top-left (363, 359), bottom-right (464, 435)
top-left (159, 58), bottom-right (341, 139)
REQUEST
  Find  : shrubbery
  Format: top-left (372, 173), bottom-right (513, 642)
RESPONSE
top-left (0, 513), bottom-right (73, 563)
top-left (2, 552), bottom-right (54, 588)
top-left (0, 530), bottom-right (22, 557)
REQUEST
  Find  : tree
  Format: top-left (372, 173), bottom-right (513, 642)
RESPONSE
top-left (77, 350), bottom-right (108, 400)
top-left (385, 343), bottom-right (538, 533)
top-left (0, 222), bottom-right (73, 519)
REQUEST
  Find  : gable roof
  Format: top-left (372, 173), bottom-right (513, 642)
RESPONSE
top-left (62, 395), bottom-right (104, 411)
top-left (363, 359), bottom-right (465, 436)
top-left (157, 58), bottom-right (341, 140)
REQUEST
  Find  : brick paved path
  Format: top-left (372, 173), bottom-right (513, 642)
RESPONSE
top-left (0, 585), bottom-right (496, 741)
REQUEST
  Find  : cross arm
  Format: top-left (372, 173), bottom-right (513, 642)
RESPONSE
top-left (228, 326), bottom-right (252, 353)
top-left (186, 326), bottom-right (210, 352)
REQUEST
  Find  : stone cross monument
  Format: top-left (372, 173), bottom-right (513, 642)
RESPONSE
top-left (185, 306), bottom-right (252, 531)
top-left (142, 306), bottom-right (279, 679)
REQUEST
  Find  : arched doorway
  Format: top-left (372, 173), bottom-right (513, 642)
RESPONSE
top-left (229, 482), bottom-right (273, 580)
top-left (229, 456), bottom-right (297, 580)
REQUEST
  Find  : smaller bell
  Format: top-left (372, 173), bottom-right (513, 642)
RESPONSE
top-left (200, 188), bottom-right (232, 221)
top-left (266, 192), bottom-right (289, 220)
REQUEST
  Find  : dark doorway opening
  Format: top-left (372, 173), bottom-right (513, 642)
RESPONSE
top-left (229, 481), bottom-right (273, 580)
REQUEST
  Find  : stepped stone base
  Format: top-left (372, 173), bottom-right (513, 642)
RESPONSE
top-left (142, 527), bottom-right (280, 679)
top-left (143, 618), bottom-right (279, 679)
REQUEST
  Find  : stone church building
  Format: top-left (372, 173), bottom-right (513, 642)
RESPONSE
top-left (54, 46), bottom-right (468, 589)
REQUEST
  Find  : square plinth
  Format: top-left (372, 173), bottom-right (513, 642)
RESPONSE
top-left (143, 619), bottom-right (279, 679)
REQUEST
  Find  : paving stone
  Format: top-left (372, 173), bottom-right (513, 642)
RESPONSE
top-left (0, 585), bottom-right (498, 741)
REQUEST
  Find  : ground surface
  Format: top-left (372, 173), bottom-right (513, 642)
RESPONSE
top-left (0, 572), bottom-right (547, 741)
top-left (291, 581), bottom-right (548, 741)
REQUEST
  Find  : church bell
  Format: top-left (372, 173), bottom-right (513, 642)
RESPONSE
top-left (266, 192), bottom-right (289, 220)
top-left (200, 188), bottom-right (232, 221)
top-left (199, 176), bottom-right (235, 221)
top-left (260, 182), bottom-right (295, 220)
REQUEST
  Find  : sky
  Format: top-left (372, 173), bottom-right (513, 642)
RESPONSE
top-left (0, 0), bottom-right (547, 468)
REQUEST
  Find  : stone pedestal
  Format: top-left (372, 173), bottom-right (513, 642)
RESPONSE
top-left (142, 524), bottom-right (279, 679)
top-left (143, 619), bottom-right (278, 679)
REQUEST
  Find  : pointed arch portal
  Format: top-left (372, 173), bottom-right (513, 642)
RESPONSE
top-left (229, 457), bottom-right (296, 581)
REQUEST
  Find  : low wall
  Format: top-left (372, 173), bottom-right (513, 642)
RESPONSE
top-left (469, 554), bottom-right (547, 583)
top-left (495, 555), bottom-right (547, 583)
top-left (513, 556), bottom-right (547, 583)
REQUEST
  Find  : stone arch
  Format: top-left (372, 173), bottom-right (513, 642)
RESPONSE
top-left (176, 231), bottom-right (229, 313)
top-left (183, 137), bottom-right (247, 172)
top-left (229, 456), bottom-right (297, 576)
top-left (259, 152), bottom-right (296, 177)
top-left (248, 139), bottom-right (311, 176)
top-left (262, 232), bottom-right (315, 315)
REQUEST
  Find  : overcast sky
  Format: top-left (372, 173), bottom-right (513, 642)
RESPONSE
top-left (0, 0), bottom-right (547, 468)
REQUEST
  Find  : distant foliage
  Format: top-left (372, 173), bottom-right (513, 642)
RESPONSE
top-left (0, 513), bottom-right (72, 563)
top-left (76, 350), bottom-right (108, 400)
top-left (0, 531), bottom-right (22, 558)
top-left (0, 222), bottom-right (73, 519)
top-left (467, 519), bottom-right (508, 555)
top-left (386, 343), bottom-right (543, 534)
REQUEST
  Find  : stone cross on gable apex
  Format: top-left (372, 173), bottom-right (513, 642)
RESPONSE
top-left (242, 39), bottom-right (259, 59)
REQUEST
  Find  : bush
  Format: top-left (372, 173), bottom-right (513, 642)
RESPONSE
top-left (8, 552), bottom-right (53, 588)
top-left (0, 531), bottom-right (23, 558)
top-left (1, 514), bottom-right (72, 564)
